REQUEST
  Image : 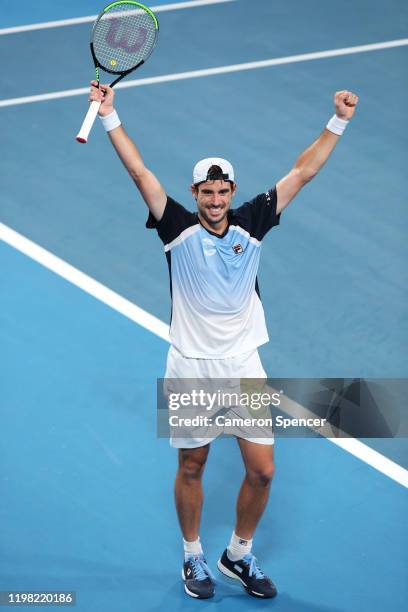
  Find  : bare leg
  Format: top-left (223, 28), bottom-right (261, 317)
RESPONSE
top-left (235, 439), bottom-right (275, 540)
top-left (174, 444), bottom-right (210, 541)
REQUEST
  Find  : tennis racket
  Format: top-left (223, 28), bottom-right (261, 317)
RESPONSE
top-left (76, 1), bottom-right (159, 143)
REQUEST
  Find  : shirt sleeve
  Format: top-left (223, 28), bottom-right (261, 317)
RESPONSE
top-left (231, 187), bottom-right (280, 241)
top-left (146, 196), bottom-right (198, 245)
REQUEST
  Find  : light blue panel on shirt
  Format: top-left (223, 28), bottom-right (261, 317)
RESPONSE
top-left (170, 226), bottom-right (262, 314)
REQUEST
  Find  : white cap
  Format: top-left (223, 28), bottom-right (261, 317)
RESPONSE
top-left (192, 157), bottom-right (235, 185)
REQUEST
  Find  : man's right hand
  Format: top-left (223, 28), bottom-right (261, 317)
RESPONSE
top-left (89, 81), bottom-right (115, 117)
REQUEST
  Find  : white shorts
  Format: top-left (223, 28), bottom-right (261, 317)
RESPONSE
top-left (164, 345), bottom-right (274, 448)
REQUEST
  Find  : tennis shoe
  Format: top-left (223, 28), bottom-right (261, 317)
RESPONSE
top-left (182, 554), bottom-right (215, 599)
top-left (217, 549), bottom-right (277, 598)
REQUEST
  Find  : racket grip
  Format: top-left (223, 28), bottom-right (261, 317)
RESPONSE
top-left (76, 100), bottom-right (101, 143)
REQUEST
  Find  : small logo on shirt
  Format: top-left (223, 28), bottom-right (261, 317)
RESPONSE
top-left (202, 238), bottom-right (216, 257)
top-left (232, 243), bottom-right (243, 254)
top-left (265, 190), bottom-right (272, 204)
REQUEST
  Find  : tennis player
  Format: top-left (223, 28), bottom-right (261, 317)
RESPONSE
top-left (88, 81), bottom-right (358, 599)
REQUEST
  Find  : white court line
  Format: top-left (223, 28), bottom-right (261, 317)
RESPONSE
top-left (0, 0), bottom-right (236, 36)
top-left (0, 223), bottom-right (170, 343)
top-left (1, 221), bottom-right (407, 489)
top-left (329, 437), bottom-right (408, 489)
top-left (1, 39), bottom-right (407, 108)
top-left (276, 391), bottom-right (408, 488)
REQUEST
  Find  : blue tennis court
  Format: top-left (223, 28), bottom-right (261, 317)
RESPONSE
top-left (1, 1), bottom-right (407, 610)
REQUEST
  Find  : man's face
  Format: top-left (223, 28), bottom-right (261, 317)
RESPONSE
top-left (192, 180), bottom-right (236, 228)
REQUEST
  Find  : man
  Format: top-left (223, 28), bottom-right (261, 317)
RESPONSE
top-left (88, 81), bottom-right (358, 599)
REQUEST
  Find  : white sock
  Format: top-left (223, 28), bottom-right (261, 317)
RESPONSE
top-left (227, 531), bottom-right (253, 561)
top-left (183, 537), bottom-right (203, 561)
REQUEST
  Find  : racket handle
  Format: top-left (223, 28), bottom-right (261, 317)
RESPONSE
top-left (76, 100), bottom-right (101, 143)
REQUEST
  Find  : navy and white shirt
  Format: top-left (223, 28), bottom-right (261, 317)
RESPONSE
top-left (147, 188), bottom-right (280, 358)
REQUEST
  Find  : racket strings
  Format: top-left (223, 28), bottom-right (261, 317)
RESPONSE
top-left (93, 3), bottom-right (157, 73)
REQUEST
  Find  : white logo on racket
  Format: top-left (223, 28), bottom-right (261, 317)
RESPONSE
top-left (202, 238), bottom-right (216, 257)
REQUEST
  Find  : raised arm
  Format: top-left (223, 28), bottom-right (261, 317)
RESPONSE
top-left (89, 81), bottom-right (166, 221)
top-left (276, 90), bottom-right (359, 214)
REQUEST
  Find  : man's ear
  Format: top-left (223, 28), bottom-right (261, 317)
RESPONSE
top-left (231, 182), bottom-right (237, 196)
top-left (190, 184), bottom-right (198, 200)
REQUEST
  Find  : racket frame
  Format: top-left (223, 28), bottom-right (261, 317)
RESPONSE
top-left (76, 0), bottom-right (159, 143)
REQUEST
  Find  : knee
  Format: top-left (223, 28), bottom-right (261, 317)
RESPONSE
top-left (180, 459), bottom-right (205, 480)
top-left (246, 463), bottom-right (275, 488)
top-left (178, 449), bottom-right (208, 481)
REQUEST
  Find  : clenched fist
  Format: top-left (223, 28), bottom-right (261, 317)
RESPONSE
top-left (334, 90), bottom-right (359, 121)
top-left (89, 80), bottom-right (115, 117)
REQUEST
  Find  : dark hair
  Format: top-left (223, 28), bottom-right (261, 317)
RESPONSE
top-left (206, 165), bottom-right (225, 180)
top-left (194, 165), bottom-right (234, 191)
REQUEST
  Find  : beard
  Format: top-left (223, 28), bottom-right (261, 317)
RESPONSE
top-left (199, 205), bottom-right (229, 227)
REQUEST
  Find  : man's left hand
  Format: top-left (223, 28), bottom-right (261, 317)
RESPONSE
top-left (334, 90), bottom-right (359, 121)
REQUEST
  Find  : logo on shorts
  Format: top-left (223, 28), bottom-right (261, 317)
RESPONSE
top-left (232, 243), bottom-right (243, 254)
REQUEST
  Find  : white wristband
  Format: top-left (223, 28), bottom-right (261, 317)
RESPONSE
top-left (326, 114), bottom-right (349, 136)
top-left (100, 109), bottom-right (121, 132)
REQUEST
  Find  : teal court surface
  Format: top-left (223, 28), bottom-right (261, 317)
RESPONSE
top-left (1, 1), bottom-right (407, 610)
